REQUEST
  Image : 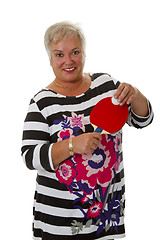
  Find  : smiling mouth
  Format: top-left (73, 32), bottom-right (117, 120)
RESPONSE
top-left (63, 67), bottom-right (76, 72)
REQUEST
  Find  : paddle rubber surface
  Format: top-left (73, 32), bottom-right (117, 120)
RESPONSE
top-left (90, 97), bottom-right (129, 134)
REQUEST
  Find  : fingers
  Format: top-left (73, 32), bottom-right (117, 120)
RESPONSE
top-left (114, 83), bottom-right (137, 105)
top-left (73, 132), bottom-right (102, 155)
top-left (84, 133), bottom-right (102, 153)
top-left (92, 132), bottom-right (102, 141)
top-left (90, 133), bottom-right (102, 152)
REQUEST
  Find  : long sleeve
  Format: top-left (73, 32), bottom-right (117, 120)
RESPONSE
top-left (21, 99), bottom-right (54, 171)
top-left (127, 100), bottom-right (154, 128)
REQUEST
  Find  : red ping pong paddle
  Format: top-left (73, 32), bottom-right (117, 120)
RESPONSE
top-left (90, 96), bottom-right (129, 134)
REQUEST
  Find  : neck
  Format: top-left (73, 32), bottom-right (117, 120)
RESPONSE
top-left (54, 75), bottom-right (85, 91)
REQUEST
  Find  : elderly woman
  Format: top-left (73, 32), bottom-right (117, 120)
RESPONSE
top-left (21, 21), bottom-right (153, 240)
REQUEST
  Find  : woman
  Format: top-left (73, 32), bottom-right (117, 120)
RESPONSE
top-left (21, 21), bottom-right (153, 240)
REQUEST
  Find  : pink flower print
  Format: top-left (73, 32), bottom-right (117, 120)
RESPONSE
top-left (87, 202), bottom-right (103, 219)
top-left (74, 135), bottom-right (117, 194)
top-left (114, 132), bottom-right (122, 152)
top-left (57, 129), bottom-right (73, 141)
top-left (114, 156), bottom-right (121, 172)
top-left (83, 148), bottom-right (110, 178)
top-left (69, 112), bottom-right (87, 132)
top-left (55, 160), bottom-right (77, 186)
top-left (72, 114), bottom-right (83, 127)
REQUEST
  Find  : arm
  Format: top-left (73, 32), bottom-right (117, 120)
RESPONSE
top-left (130, 89), bottom-right (149, 117)
top-left (113, 82), bottom-right (153, 128)
top-left (21, 99), bottom-right (54, 171)
top-left (114, 83), bottom-right (149, 117)
top-left (51, 132), bottom-right (102, 168)
top-left (22, 99), bottom-right (101, 170)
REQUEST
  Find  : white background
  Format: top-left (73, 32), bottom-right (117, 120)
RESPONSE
top-left (0, 0), bottom-right (159, 239)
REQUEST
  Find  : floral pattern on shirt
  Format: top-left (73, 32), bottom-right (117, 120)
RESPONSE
top-left (54, 112), bottom-right (124, 236)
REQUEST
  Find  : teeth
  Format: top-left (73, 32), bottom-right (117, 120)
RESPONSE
top-left (65, 68), bottom-right (75, 71)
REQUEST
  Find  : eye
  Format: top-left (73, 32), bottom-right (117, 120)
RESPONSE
top-left (56, 53), bottom-right (64, 58)
top-left (72, 50), bottom-right (80, 55)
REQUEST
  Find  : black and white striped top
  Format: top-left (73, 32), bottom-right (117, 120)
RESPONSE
top-left (21, 73), bottom-right (153, 240)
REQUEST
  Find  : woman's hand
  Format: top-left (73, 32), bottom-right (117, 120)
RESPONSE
top-left (114, 82), bottom-right (149, 117)
top-left (73, 132), bottom-right (102, 154)
top-left (51, 132), bottom-right (101, 168)
top-left (114, 82), bottom-right (138, 106)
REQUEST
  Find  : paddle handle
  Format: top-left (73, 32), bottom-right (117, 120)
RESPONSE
top-left (94, 127), bottom-right (103, 133)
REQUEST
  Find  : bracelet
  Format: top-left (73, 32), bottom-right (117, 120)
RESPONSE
top-left (69, 138), bottom-right (74, 156)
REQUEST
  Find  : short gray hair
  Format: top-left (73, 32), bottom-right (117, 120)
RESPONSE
top-left (44, 21), bottom-right (86, 60)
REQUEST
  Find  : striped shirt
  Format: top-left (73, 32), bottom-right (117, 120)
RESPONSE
top-left (21, 73), bottom-right (153, 240)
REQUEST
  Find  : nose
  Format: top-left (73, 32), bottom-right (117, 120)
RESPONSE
top-left (64, 54), bottom-right (73, 65)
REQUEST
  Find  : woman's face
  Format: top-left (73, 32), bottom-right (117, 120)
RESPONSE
top-left (50, 36), bottom-right (85, 82)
